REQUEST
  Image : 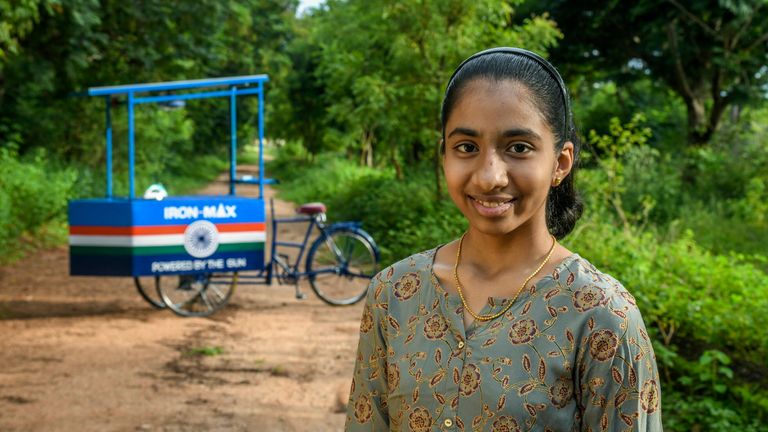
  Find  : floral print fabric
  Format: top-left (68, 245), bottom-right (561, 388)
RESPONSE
top-left (345, 249), bottom-right (662, 431)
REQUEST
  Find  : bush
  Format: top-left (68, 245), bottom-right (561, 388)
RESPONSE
top-left (0, 146), bottom-right (77, 261)
top-left (269, 152), bottom-right (465, 264)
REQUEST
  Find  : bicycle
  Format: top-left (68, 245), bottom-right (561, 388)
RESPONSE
top-left (134, 199), bottom-right (380, 317)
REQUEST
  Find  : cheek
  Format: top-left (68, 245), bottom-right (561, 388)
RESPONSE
top-left (443, 160), bottom-right (468, 198)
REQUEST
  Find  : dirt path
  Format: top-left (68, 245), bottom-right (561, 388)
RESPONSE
top-left (0, 167), bottom-right (364, 431)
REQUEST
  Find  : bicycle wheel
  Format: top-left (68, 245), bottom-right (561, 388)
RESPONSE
top-left (134, 276), bottom-right (166, 309)
top-left (157, 273), bottom-right (237, 317)
top-left (306, 227), bottom-right (379, 306)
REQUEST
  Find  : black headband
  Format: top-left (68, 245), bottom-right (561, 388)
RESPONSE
top-left (446, 47), bottom-right (571, 142)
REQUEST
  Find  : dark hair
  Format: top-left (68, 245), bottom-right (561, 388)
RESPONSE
top-left (440, 47), bottom-right (583, 239)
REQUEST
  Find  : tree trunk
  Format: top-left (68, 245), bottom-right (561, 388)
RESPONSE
top-left (391, 145), bottom-right (403, 180)
top-left (684, 95), bottom-right (708, 145)
top-left (360, 129), bottom-right (374, 167)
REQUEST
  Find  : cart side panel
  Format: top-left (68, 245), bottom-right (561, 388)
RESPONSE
top-left (69, 199), bottom-right (135, 276)
top-left (69, 197), bottom-right (266, 276)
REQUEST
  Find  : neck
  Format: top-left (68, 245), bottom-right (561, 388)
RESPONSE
top-left (461, 224), bottom-right (553, 278)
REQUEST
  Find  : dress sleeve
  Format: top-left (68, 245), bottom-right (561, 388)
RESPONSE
top-left (575, 300), bottom-right (663, 431)
top-left (345, 276), bottom-right (390, 430)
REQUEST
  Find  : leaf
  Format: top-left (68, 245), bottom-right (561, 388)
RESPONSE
top-left (611, 367), bottom-right (623, 384)
top-left (519, 382), bottom-right (536, 395)
top-left (620, 413), bottom-right (633, 426)
top-left (429, 370), bottom-right (445, 387)
top-left (522, 301), bottom-right (532, 315)
top-left (388, 316), bottom-right (400, 332)
top-left (615, 392), bottom-right (628, 408)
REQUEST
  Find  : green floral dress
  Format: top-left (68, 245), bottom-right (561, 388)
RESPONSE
top-left (345, 248), bottom-right (662, 432)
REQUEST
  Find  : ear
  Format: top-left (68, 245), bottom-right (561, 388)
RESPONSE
top-left (552, 141), bottom-right (574, 184)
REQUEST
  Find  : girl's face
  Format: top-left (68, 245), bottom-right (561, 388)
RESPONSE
top-left (442, 78), bottom-right (573, 237)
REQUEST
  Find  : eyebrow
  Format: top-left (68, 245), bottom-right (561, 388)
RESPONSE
top-left (447, 127), bottom-right (479, 138)
top-left (502, 128), bottom-right (542, 140)
top-left (447, 127), bottom-right (542, 140)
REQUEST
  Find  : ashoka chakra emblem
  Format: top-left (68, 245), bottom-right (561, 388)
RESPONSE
top-left (183, 220), bottom-right (219, 258)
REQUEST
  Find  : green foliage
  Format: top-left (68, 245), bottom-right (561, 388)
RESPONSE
top-left (0, 146), bottom-right (77, 261)
top-left (537, 0), bottom-right (768, 144)
top-left (573, 78), bottom-right (687, 151)
top-left (0, 0), bottom-right (53, 60)
top-left (274, 0), bottom-right (562, 172)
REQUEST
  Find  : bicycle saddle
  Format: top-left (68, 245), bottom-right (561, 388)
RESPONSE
top-left (297, 202), bottom-right (326, 215)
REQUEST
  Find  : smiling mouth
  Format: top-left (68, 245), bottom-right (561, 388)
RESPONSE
top-left (469, 196), bottom-right (516, 216)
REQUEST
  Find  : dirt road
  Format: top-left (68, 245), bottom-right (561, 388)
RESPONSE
top-left (0, 169), bottom-right (365, 431)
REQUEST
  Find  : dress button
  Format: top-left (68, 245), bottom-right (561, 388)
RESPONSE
top-left (457, 341), bottom-right (465, 349)
top-left (444, 418), bottom-right (454, 427)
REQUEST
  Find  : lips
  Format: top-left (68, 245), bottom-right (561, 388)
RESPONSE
top-left (469, 195), bottom-right (515, 217)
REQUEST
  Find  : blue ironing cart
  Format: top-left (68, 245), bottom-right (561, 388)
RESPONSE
top-left (69, 75), bottom-right (380, 317)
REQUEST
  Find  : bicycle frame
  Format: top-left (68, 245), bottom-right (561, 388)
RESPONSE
top-left (236, 199), bottom-right (358, 288)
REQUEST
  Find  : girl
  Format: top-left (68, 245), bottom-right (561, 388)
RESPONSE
top-left (346, 47), bottom-right (662, 431)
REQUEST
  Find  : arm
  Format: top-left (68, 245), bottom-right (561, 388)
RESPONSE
top-left (575, 303), bottom-right (663, 431)
top-left (345, 276), bottom-right (390, 430)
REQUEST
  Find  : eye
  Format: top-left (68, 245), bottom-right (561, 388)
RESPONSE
top-left (455, 142), bottom-right (478, 153)
top-left (508, 142), bottom-right (532, 154)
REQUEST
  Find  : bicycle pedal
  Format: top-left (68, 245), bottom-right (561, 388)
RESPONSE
top-left (295, 292), bottom-right (307, 300)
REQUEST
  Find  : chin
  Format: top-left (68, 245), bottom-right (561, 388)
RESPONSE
top-left (462, 217), bottom-right (525, 238)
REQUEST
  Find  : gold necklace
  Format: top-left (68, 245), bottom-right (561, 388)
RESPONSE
top-left (453, 233), bottom-right (557, 322)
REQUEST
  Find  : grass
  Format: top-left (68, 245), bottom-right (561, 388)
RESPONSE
top-left (184, 346), bottom-right (225, 357)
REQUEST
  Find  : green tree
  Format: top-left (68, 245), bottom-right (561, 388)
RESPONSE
top-left (532, 0), bottom-right (768, 145)
top-left (277, 0), bottom-right (561, 199)
top-left (0, 0), bottom-right (297, 162)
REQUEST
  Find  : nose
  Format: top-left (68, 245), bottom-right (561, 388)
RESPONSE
top-left (472, 149), bottom-right (508, 191)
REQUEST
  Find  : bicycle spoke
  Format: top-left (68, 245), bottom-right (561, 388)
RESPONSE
top-left (158, 273), bottom-right (237, 317)
top-left (307, 229), bottom-right (378, 306)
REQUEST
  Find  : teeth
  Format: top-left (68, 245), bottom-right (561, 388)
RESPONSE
top-left (475, 199), bottom-right (510, 208)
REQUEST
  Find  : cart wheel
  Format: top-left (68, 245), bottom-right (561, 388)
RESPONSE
top-left (157, 273), bottom-right (237, 317)
top-left (134, 276), bottom-right (166, 309)
top-left (306, 227), bottom-right (379, 306)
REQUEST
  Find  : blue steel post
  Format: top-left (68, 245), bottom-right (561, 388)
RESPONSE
top-left (105, 96), bottom-right (113, 198)
top-left (128, 92), bottom-right (135, 198)
top-left (258, 82), bottom-right (265, 199)
top-left (230, 86), bottom-right (237, 195)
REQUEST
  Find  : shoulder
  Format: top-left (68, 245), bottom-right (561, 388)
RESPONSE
top-left (567, 255), bottom-right (639, 309)
top-left (564, 255), bottom-right (648, 336)
top-left (367, 248), bottom-right (439, 303)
